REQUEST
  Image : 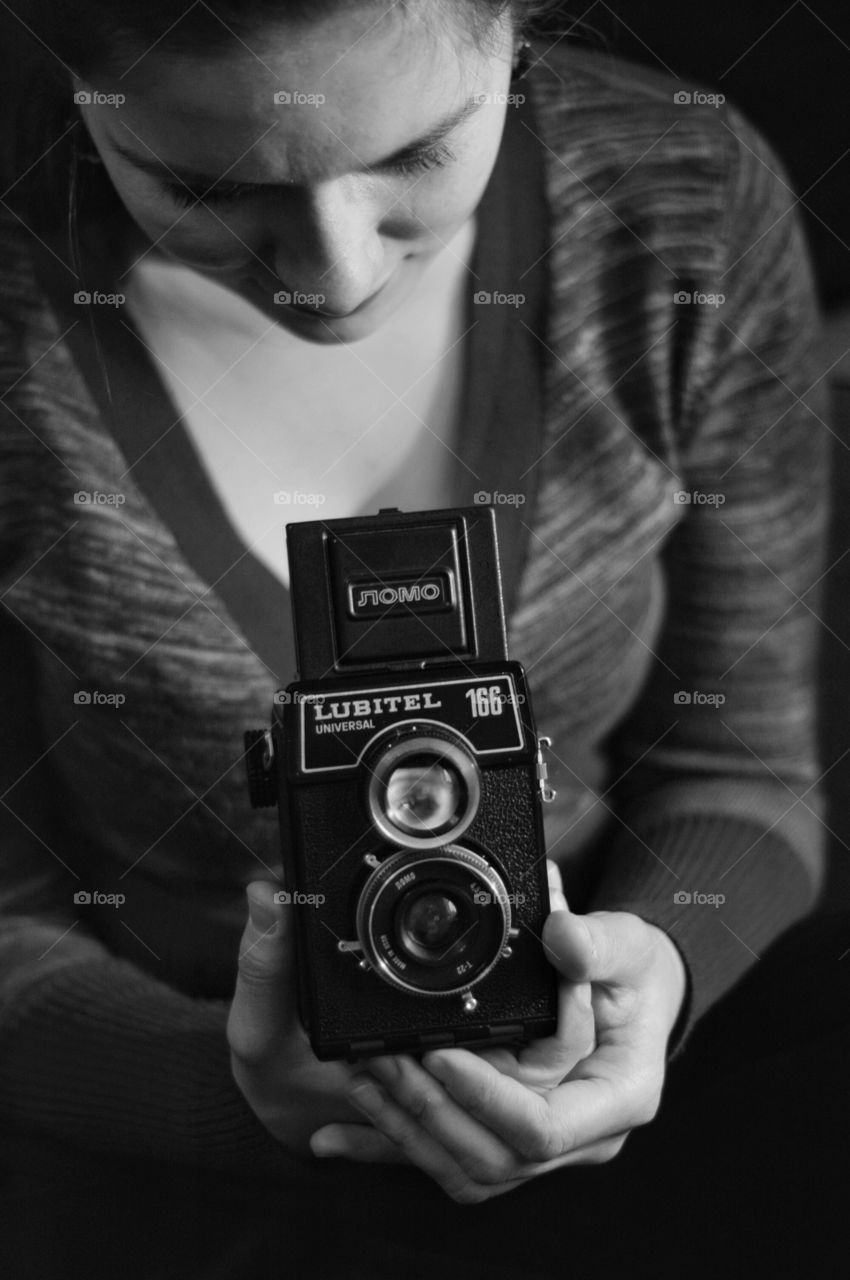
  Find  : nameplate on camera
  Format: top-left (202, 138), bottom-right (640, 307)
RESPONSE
top-left (296, 673), bottom-right (526, 773)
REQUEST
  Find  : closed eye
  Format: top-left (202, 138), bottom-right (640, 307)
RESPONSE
top-left (161, 141), bottom-right (457, 210)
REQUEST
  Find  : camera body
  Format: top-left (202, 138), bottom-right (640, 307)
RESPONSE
top-left (245, 506), bottom-right (558, 1061)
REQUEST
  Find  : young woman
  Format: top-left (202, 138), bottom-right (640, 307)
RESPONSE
top-left (0, 2), bottom-right (844, 1277)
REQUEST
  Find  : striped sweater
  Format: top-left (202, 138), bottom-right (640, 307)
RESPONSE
top-left (0, 43), bottom-right (829, 1174)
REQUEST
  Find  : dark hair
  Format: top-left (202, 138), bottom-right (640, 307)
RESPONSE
top-left (0, 1), bottom-right (608, 242)
top-left (5, 1), bottom-right (597, 75)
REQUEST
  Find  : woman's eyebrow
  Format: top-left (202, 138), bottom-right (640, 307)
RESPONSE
top-left (107, 95), bottom-right (484, 189)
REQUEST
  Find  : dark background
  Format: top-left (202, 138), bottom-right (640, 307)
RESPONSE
top-left (567, 0), bottom-right (850, 308)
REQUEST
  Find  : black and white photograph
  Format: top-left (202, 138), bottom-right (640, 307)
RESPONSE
top-left (1, 2), bottom-right (849, 1276)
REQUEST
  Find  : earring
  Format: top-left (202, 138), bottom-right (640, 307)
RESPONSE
top-left (512, 38), bottom-right (532, 83)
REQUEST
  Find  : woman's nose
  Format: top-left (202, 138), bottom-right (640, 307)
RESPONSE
top-left (272, 180), bottom-right (385, 316)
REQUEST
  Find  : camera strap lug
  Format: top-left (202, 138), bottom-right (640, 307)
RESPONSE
top-left (535, 736), bottom-right (557, 803)
top-left (244, 729), bottom-right (278, 808)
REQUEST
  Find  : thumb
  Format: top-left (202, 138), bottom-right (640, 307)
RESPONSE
top-left (227, 881), bottom-right (299, 1064)
top-left (542, 906), bottom-right (646, 987)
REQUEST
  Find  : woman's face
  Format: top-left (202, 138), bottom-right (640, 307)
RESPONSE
top-left (77, 4), bottom-right (517, 344)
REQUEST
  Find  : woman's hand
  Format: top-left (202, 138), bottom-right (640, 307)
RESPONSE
top-left (227, 880), bottom-right (401, 1159)
top-left (311, 903), bottom-right (687, 1202)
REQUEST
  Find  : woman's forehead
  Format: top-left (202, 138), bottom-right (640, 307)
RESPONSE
top-left (104, 2), bottom-right (507, 111)
top-left (85, 12), bottom-right (511, 183)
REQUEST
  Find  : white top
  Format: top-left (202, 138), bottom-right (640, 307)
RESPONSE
top-left (124, 218), bottom-right (478, 588)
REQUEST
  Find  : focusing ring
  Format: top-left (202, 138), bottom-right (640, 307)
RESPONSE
top-left (355, 845), bottom-right (512, 997)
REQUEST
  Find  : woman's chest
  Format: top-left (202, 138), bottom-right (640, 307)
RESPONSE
top-left (125, 229), bottom-right (476, 583)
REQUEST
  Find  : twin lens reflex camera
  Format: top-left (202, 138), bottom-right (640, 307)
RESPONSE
top-left (244, 505), bottom-right (558, 1061)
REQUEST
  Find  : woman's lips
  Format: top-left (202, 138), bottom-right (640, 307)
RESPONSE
top-left (294, 280), bottom-right (391, 319)
top-left (244, 273), bottom-right (392, 320)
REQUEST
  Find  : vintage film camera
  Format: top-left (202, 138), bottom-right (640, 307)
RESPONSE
top-left (244, 506), bottom-right (558, 1061)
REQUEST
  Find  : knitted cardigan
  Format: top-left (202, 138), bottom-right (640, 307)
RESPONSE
top-left (0, 44), bottom-right (829, 1173)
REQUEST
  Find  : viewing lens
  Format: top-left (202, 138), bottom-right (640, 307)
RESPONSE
top-left (367, 734), bottom-right (482, 849)
top-left (385, 759), bottom-right (461, 835)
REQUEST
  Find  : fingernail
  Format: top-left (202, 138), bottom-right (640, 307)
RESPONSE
top-left (349, 1080), bottom-right (384, 1116)
top-left (369, 1056), bottom-right (400, 1083)
top-left (312, 1133), bottom-right (346, 1158)
top-left (423, 1051), bottom-right (449, 1079)
top-left (575, 982), bottom-right (593, 1008)
top-left (246, 886), bottom-right (279, 934)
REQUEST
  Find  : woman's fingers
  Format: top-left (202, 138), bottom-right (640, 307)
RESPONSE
top-left (474, 978), bottom-right (595, 1090)
top-left (311, 1122), bottom-right (409, 1164)
top-left (424, 1039), bottom-right (656, 1162)
top-left (547, 858), bottom-right (568, 912)
top-left (541, 907), bottom-right (652, 988)
top-left (364, 1055), bottom-right (521, 1185)
top-left (308, 905), bottom-right (668, 1198)
top-left (514, 977), bottom-right (596, 1086)
top-left (359, 1051), bottom-right (637, 1182)
top-left (321, 1071), bottom-right (635, 1203)
top-left (319, 1116), bottom-right (523, 1203)
top-left (343, 1066), bottom-right (519, 1203)
top-left (226, 881), bottom-right (300, 1066)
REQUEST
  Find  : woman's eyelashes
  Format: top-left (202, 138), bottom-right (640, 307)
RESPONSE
top-left (159, 142), bottom-right (457, 210)
top-left (163, 180), bottom-right (257, 210)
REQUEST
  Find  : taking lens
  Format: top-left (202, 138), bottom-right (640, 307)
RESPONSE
top-left (355, 846), bottom-right (512, 996)
top-left (397, 888), bottom-right (470, 964)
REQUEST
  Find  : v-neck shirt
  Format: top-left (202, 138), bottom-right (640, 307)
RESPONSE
top-left (122, 215), bottom-right (479, 592)
top-left (49, 92), bottom-right (551, 686)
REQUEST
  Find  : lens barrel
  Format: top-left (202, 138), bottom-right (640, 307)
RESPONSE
top-left (355, 845), bottom-right (512, 996)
